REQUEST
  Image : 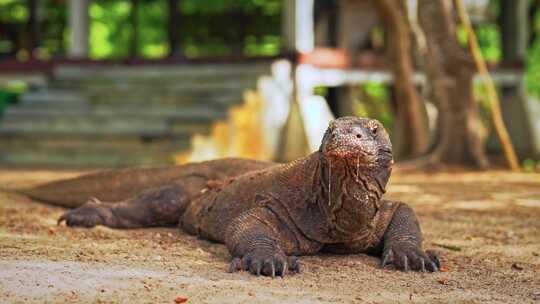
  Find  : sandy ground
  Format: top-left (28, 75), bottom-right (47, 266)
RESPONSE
top-left (0, 168), bottom-right (539, 304)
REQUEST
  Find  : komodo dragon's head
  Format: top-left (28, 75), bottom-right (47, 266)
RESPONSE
top-left (319, 116), bottom-right (393, 169)
top-left (316, 117), bottom-right (394, 235)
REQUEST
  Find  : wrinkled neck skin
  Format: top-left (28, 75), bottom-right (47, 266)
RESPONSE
top-left (307, 152), bottom-right (392, 239)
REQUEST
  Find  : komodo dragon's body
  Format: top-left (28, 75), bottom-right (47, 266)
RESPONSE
top-left (22, 117), bottom-right (440, 277)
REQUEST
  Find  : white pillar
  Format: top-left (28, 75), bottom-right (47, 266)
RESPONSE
top-left (68, 0), bottom-right (89, 58)
top-left (282, 0), bottom-right (314, 53)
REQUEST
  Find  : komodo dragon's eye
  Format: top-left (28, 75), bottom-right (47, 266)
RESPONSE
top-left (368, 121), bottom-right (378, 135)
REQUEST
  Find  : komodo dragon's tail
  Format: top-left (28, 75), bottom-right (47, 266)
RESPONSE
top-left (15, 166), bottom-right (189, 209)
top-left (8, 158), bottom-right (275, 209)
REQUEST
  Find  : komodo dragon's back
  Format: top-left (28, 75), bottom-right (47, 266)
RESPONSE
top-left (21, 158), bottom-right (275, 208)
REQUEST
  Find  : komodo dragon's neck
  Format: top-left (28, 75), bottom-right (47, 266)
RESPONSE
top-left (287, 152), bottom-right (392, 239)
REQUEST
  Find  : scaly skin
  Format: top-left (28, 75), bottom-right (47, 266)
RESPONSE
top-left (29, 117), bottom-right (439, 277)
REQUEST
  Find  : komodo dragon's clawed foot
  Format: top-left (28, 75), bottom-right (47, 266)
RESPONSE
top-left (57, 198), bottom-right (110, 228)
top-left (381, 244), bottom-right (440, 272)
top-left (228, 252), bottom-right (300, 277)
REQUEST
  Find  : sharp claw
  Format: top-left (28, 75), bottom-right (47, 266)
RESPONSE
top-left (241, 256), bottom-right (251, 271)
top-left (428, 261), bottom-right (438, 272)
top-left (280, 261), bottom-right (287, 278)
top-left (432, 256), bottom-right (441, 269)
top-left (402, 255), bottom-right (409, 272)
top-left (270, 262), bottom-right (275, 278)
top-left (57, 215), bottom-right (66, 226)
top-left (419, 259), bottom-right (427, 272)
top-left (288, 256), bottom-right (300, 273)
top-left (426, 250), bottom-right (441, 268)
top-left (381, 250), bottom-right (393, 268)
top-left (262, 259), bottom-right (275, 278)
top-left (228, 258), bottom-right (242, 273)
top-left (88, 197), bottom-right (102, 205)
top-left (252, 261), bottom-right (262, 276)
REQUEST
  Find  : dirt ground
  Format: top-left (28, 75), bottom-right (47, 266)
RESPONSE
top-left (0, 168), bottom-right (539, 304)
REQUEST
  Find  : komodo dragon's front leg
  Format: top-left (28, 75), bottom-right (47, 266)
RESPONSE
top-left (379, 202), bottom-right (440, 272)
top-left (225, 207), bottom-right (322, 277)
top-left (324, 201), bottom-right (440, 272)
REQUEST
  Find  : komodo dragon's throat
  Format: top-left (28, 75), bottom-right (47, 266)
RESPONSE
top-left (23, 116), bottom-right (440, 277)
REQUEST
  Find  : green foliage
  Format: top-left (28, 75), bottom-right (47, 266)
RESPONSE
top-left (456, 23), bottom-right (501, 62)
top-left (352, 82), bottom-right (393, 132)
top-left (475, 23), bottom-right (501, 62)
top-left (522, 158), bottom-right (540, 172)
top-left (0, 0), bottom-right (281, 59)
top-left (86, 0), bottom-right (282, 59)
top-left (89, 1), bottom-right (131, 59)
top-left (138, 1), bottom-right (168, 58)
top-left (527, 9), bottom-right (540, 100)
top-left (0, 0), bottom-right (27, 23)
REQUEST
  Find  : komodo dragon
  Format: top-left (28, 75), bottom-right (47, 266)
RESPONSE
top-left (21, 116), bottom-right (440, 277)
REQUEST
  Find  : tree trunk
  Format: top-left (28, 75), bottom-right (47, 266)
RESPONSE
top-left (418, 0), bottom-right (489, 168)
top-left (25, 0), bottom-right (38, 59)
top-left (129, 0), bottom-right (139, 58)
top-left (168, 0), bottom-right (181, 57)
top-left (373, 0), bottom-right (429, 158)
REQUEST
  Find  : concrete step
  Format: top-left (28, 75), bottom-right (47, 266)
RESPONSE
top-left (0, 137), bottom-right (187, 168)
top-left (20, 89), bottom-right (87, 104)
top-left (19, 89), bottom-right (241, 107)
top-left (87, 90), bottom-right (240, 106)
top-left (53, 64), bottom-right (271, 82)
top-left (4, 105), bottom-right (228, 123)
top-left (0, 120), bottom-right (206, 141)
top-left (0, 62), bottom-right (271, 168)
top-left (53, 78), bottom-right (257, 91)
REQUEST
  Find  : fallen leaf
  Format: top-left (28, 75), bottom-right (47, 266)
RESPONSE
top-left (432, 243), bottom-right (462, 252)
top-left (438, 278), bottom-right (449, 285)
top-left (511, 263), bottom-right (524, 271)
top-left (439, 266), bottom-right (450, 272)
top-left (175, 296), bottom-right (188, 303)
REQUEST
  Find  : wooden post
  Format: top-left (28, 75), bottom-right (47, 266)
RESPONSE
top-left (282, 0), bottom-right (315, 53)
top-left (68, 0), bottom-right (89, 58)
top-left (167, 0), bottom-right (181, 57)
top-left (499, 0), bottom-right (529, 61)
top-left (26, 0), bottom-right (38, 59)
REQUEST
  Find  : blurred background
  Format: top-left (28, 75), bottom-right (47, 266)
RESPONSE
top-left (0, 0), bottom-right (538, 170)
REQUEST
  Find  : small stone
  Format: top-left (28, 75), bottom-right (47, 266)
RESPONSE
top-left (174, 296), bottom-right (188, 303)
